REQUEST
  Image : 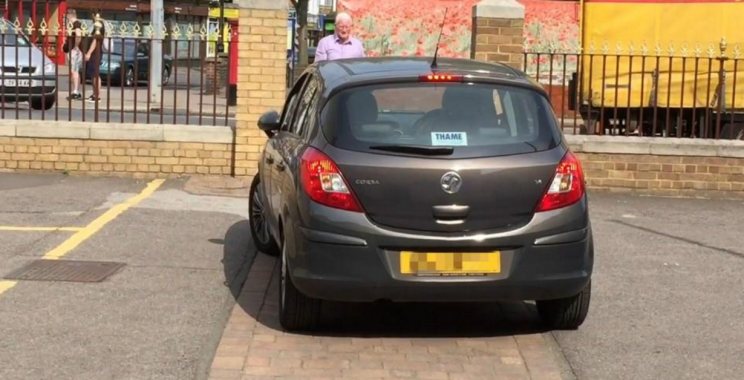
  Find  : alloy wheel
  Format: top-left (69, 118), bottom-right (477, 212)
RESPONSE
top-left (125, 69), bottom-right (135, 87)
top-left (250, 188), bottom-right (271, 246)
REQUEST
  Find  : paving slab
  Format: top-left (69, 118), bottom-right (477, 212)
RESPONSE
top-left (0, 173), bottom-right (255, 380)
top-left (208, 254), bottom-right (565, 380)
top-left (552, 194), bottom-right (744, 380)
top-left (3, 173), bottom-right (743, 380)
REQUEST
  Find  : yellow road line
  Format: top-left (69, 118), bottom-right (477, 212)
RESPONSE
top-left (0, 281), bottom-right (18, 297)
top-left (0, 227), bottom-right (84, 232)
top-left (43, 179), bottom-right (165, 260)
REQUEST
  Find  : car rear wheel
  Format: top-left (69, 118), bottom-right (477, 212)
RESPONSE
top-left (162, 66), bottom-right (171, 86)
top-left (249, 175), bottom-right (279, 256)
top-left (721, 123), bottom-right (744, 140)
top-left (124, 67), bottom-right (135, 87)
top-left (536, 280), bottom-right (592, 330)
top-left (279, 240), bottom-right (321, 332)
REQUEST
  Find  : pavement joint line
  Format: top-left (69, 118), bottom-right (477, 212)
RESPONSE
top-left (0, 227), bottom-right (84, 232)
top-left (42, 179), bottom-right (166, 261)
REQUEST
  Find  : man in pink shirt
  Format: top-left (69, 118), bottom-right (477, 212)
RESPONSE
top-left (315, 12), bottom-right (365, 61)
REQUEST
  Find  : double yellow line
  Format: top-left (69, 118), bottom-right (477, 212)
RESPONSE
top-left (0, 179), bottom-right (165, 298)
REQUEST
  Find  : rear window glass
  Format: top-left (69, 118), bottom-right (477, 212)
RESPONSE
top-left (321, 82), bottom-right (560, 158)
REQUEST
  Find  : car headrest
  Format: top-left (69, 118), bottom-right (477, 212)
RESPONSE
top-left (442, 86), bottom-right (496, 117)
top-left (346, 91), bottom-right (378, 126)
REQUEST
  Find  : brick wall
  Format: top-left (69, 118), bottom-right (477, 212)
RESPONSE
top-left (204, 56), bottom-right (229, 95)
top-left (0, 137), bottom-right (232, 179)
top-left (472, 18), bottom-right (524, 68)
top-left (2, 124), bottom-right (743, 200)
top-left (569, 136), bottom-right (744, 199)
top-left (233, 4), bottom-right (288, 177)
top-left (0, 120), bottom-right (234, 179)
top-left (578, 153), bottom-right (744, 198)
top-left (471, 0), bottom-right (525, 68)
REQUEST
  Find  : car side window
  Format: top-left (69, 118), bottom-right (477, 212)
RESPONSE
top-left (301, 93), bottom-right (321, 140)
top-left (291, 77), bottom-right (319, 136)
top-left (280, 75), bottom-right (308, 132)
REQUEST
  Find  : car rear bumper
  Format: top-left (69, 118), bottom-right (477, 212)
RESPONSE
top-left (288, 197), bottom-right (593, 303)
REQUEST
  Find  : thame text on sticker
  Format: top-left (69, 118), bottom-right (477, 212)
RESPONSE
top-left (431, 132), bottom-right (468, 146)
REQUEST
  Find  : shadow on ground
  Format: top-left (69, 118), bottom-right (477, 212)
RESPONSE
top-left (214, 220), bottom-right (255, 301)
top-left (220, 222), bottom-right (551, 339)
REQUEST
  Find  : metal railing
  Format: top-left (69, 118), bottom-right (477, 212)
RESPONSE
top-left (0, 16), bottom-right (236, 127)
top-left (524, 39), bottom-right (744, 140)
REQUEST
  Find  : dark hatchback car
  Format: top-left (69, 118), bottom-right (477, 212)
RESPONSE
top-left (86, 40), bottom-right (172, 87)
top-left (249, 57), bottom-right (593, 332)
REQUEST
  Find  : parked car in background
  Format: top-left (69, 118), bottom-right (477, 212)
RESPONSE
top-left (0, 19), bottom-right (58, 110)
top-left (83, 40), bottom-right (172, 87)
top-left (250, 57), bottom-right (594, 332)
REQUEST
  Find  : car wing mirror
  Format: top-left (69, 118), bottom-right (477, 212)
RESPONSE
top-left (257, 110), bottom-right (281, 137)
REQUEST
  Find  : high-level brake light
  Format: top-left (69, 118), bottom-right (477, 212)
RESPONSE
top-left (418, 74), bottom-right (464, 82)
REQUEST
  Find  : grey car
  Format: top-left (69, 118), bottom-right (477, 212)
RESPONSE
top-left (0, 19), bottom-right (58, 110)
top-left (250, 57), bottom-right (594, 332)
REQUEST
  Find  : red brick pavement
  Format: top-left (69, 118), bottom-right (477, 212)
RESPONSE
top-left (207, 253), bottom-right (566, 380)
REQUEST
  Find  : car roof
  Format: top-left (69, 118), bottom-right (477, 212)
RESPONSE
top-left (315, 57), bottom-right (541, 94)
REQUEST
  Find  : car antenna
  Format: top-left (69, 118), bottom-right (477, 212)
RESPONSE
top-left (430, 7), bottom-right (449, 70)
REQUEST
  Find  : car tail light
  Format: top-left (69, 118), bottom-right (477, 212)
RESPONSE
top-left (300, 147), bottom-right (363, 213)
top-left (418, 74), bottom-right (464, 83)
top-left (536, 151), bottom-right (585, 213)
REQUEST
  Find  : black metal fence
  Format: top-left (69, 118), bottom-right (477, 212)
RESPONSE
top-left (524, 39), bottom-right (744, 140)
top-left (0, 17), bottom-right (236, 127)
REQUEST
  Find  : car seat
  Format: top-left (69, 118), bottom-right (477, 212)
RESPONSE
top-left (346, 91), bottom-right (401, 139)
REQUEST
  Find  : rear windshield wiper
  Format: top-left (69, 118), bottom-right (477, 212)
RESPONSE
top-left (369, 145), bottom-right (454, 156)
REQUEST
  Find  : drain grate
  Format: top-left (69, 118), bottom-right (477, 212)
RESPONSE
top-left (4, 260), bottom-right (125, 283)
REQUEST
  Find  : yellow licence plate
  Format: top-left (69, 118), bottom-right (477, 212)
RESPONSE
top-left (400, 251), bottom-right (501, 276)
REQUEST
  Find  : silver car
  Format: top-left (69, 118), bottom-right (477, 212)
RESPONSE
top-left (250, 57), bottom-right (594, 332)
top-left (1, 19), bottom-right (58, 110)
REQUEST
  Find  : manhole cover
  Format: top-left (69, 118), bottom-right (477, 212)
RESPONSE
top-left (4, 260), bottom-right (125, 283)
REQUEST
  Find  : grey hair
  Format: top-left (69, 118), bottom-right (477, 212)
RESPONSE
top-left (336, 12), bottom-right (353, 24)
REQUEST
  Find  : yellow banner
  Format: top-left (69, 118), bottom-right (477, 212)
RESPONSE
top-left (581, 2), bottom-right (744, 108)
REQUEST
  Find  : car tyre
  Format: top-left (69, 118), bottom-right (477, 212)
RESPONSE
top-left (537, 280), bottom-right (591, 330)
top-left (124, 67), bottom-right (135, 87)
top-left (30, 95), bottom-right (56, 111)
top-left (279, 241), bottom-right (321, 332)
top-left (720, 123), bottom-right (744, 140)
top-left (162, 66), bottom-right (171, 86)
top-left (249, 175), bottom-right (279, 256)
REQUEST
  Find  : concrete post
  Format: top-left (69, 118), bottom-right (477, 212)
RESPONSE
top-left (233, 0), bottom-right (289, 177)
top-left (471, 0), bottom-right (525, 69)
top-left (150, 0), bottom-right (164, 108)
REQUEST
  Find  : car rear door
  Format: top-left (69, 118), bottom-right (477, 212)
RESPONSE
top-left (320, 80), bottom-right (566, 233)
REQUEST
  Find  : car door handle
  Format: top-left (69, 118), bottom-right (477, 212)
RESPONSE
top-left (432, 205), bottom-right (470, 220)
top-left (276, 162), bottom-right (286, 172)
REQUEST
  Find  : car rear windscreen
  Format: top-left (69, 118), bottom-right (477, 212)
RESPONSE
top-left (321, 82), bottom-right (561, 158)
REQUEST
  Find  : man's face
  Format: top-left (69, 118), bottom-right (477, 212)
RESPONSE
top-left (336, 19), bottom-right (352, 40)
top-left (66, 12), bottom-right (76, 21)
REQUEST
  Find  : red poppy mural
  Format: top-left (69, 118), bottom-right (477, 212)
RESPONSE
top-left (337, 0), bottom-right (579, 62)
top-left (521, 0), bottom-right (580, 85)
top-left (338, 0), bottom-right (482, 58)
